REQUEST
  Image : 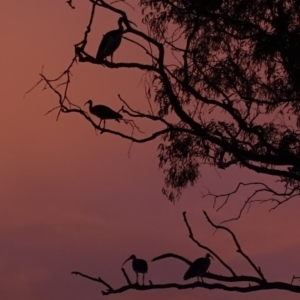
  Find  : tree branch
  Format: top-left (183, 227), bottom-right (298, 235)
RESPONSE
top-left (71, 271), bottom-right (300, 295)
top-left (182, 211), bottom-right (236, 277)
top-left (203, 211), bottom-right (266, 282)
top-left (71, 209), bottom-right (300, 295)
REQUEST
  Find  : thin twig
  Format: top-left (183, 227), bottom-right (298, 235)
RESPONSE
top-left (152, 253), bottom-right (192, 266)
top-left (183, 211), bottom-right (236, 277)
top-left (71, 271), bottom-right (113, 291)
top-left (203, 211), bottom-right (266, 282)
top-left (121, 268), bottom-right (132, 285)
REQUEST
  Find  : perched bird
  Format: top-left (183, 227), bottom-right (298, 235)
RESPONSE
top-left (96, 17), bottom-right (134, 62)
top-left (184, 253), bottom-right (213, 282)
top-left (123, 255), bottom-right (148, 285)
top-left (84, 100), bottom-right (122, 128)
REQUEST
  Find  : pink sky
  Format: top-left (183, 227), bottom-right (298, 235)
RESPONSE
top-left (1, 1), bottom-right (300, 300)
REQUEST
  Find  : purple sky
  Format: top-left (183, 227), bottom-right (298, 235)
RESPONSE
top-left (1, 1), bottom-right (300, 300)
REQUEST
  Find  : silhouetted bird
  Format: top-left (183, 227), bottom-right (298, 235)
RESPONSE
top-left (184, 253), bottom-right (213, 282)
top-left (123, 255), bottom-right (148, 285)
top-left (96, 17), bottom-right (133, 62)
top-left (84, 100), bottom-right (122, 128)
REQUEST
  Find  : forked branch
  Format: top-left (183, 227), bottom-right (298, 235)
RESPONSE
top-left (204, 181), bottom-right (300, 222)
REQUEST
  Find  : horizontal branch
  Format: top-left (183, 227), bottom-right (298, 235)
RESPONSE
top-left (61, 107), bottom-right (173, 143)
top-left (151, 253), bottom-right (263, 285)
top-left (76, 48), bottom-right (159, 72)
top-left (71, 271), bottom-right (300, 295)
top-left (102, 281), bottom-right (300, 294)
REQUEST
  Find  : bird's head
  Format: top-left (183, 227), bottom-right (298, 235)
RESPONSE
top-left (206, 253), bottom-right (214, 260)
top-left (122, 254), bottom-right (136, 266)
top-left (84, 100), bottom-right (92, 106)
top-left (118, 17), bottom-right (137, 29)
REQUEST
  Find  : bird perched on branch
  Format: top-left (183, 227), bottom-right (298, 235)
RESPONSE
top-left (123, 255), bottom-right (148, 285)
top-left (96, 17), bottom-right (135, 63)
top-left (184, 253), bottom-right (213, 282)
top-left (84, 100), bottom-right (122, 128)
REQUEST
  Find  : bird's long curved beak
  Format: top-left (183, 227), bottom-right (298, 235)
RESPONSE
top-left (84, 101), bottom-right (88, 105)
top-left (122, 257), bottom-right (131, 266)
top-left (128, 20), bottom-right (137, 27)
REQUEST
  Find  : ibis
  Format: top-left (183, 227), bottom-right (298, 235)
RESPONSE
top-left (184, 253), bottom-right (213, 282)
top-left (84, 100), bottom-right (122, 128)
top-left (123, 255), bottom-right (148, 285)
top-left (96, 17), bottom-right (134, 62)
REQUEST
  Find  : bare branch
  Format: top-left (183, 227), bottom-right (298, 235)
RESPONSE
top-left (75, 1), bottom-right (97, 50)
top-left (100, 281), bottom-right (300, 295)
top-left (71, 270), bottom-right (300, 295)
top-left (182, 211), bottom-right (236, 277)
top-left (71, 271), bottom-right (113, 291)
top-left (291, 276), bottom-right (300, 285)
top-left (66, 0), bottom-right (75, 9)
top-left (152, 253), bottom-right (192, 266)
top-left (72, 212), bottom-right (299, 295)
top-left (204, 182), bottom-right (300, 222)
top-left (203, 211), bottom-right (266, 282)
top-left (121, 268), bottom-right (131, 285)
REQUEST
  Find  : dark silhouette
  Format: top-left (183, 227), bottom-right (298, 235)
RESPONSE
top-left (28, 0), bottom-right (300, 298)
top-left (122, 255), bottom-right (148, 285)
top-left (66, 0), bottom-right (75, 9)
top-left (84, 100), bottom-right (122, 128)
top-left (71, 211), bottom-right (300, 296)
top-left (184, 253), bottom-right (213, 282)
top-left (96, 17), bottom-right (134, 62)
top-left (37, 0), bottom-right (300, 213)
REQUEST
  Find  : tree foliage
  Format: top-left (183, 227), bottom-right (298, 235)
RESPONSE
top-left (31, 0), bottom-right (300, 296)
top-left (33, 0), bottom-right (300, 209)
top-left (139, 0), bottom-right (300, 202)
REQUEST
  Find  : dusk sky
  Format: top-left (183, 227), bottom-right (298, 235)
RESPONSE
top-left (1, 1), bottom-right (300, 300)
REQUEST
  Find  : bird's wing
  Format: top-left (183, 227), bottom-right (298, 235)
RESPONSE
top-left (183, 258), bottom-right (206, 280)
top-left (96, 31), bottom-right (115, 60)
top-left (141, 260), bottom-right (148, 272)
top-left (96, 30), bottom-right (121, 60)
top-left (133, 259), bottom-right (148, 273)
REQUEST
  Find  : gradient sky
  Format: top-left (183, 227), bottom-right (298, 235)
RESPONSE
top-left (1, 1), bottom-right (300, 300)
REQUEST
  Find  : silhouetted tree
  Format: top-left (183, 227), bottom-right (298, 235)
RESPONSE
top-left (29, 1), bottom-right (300, 296)
top-left (31, 0), bottom-right (300, 211)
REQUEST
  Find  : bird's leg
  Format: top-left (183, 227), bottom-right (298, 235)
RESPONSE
top-left (111, 53), bottom-right (113, 63)
top-left (136, 272), bottom-right (138, 285)
top-left (143, 273), bottom-right (145, 285)
top-left (98, 119), bottom-right (106, 130)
